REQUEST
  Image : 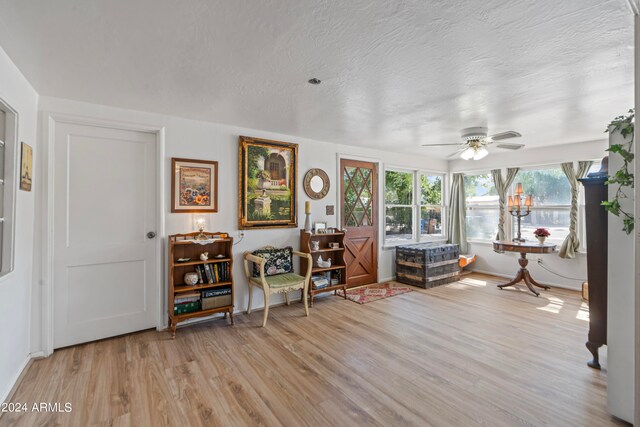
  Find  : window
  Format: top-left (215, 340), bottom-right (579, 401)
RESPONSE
top-left (464, 173), bottom-right (499, 241)
top-left (420, 174), bottom-right (443, 238)
top-left (512, 167), bottom-right (571, 245)
top-left (0, 97), bottom-right (17, 277)
top-left (384, 169), bottom-right (446, 245)
top-left (385, 170), bottom-right (414, 243)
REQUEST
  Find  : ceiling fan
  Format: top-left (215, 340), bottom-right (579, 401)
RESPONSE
top-left (422, 127), bottom-right (524, 160)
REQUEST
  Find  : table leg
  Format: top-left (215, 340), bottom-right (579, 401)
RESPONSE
top-left (522, 272), bottom-right (540, 297)
top-left (525, 272), bottom-right (550, 290)
top-left (497, 269), bottom-right (525, 288)
top-left (497, 252), bottom-right (547, 296)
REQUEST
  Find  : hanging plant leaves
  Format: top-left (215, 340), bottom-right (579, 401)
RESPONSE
top-left (602, 109), bottom-right (635, 235)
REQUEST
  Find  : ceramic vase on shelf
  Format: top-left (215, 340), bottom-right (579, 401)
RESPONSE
top-left (537, 236), bottom-right (546, 244)
top-left (184, 272), bottom-right (199, 286)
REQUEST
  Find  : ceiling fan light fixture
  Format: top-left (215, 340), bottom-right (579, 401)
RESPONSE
top-left (460, 147), bottom-right (475, 160)
top-left (473, 147), bottom-right (489, 160)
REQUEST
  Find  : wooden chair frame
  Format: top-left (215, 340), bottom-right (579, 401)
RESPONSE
top-left (243, 249), bottom-right (313, 327)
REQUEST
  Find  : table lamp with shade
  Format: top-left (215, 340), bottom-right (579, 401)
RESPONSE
top-left (508, 182), bottom-right (532, 242)
top-left (194, 215), bottom-right (208, 240)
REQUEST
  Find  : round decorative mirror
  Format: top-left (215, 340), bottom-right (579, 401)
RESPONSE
top-left (303, 168), bottom-right (330, 199)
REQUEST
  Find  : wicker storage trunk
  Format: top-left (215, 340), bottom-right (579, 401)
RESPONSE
top-left (395, 243), bottom-right (460, 288)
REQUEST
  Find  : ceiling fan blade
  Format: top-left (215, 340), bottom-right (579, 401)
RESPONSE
top-left (421, 143), bottom-right (464, 147)
top-left (495, 143), bottom-right (525, 150)
top-left (446, 148), bottom-right (466, 159)
top-left (486, 131), bottom-right (521, 142)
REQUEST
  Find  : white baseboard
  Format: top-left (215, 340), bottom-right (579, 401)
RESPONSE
top-left (1, 355), bottom-right (31, 405)
top-left (471, 269), bottom-right (580, 291)
top-left (388, 270), bottom-right (580, 292)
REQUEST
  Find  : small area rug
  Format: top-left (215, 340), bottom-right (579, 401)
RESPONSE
top-left (337, 282), bottom-right (413, 304)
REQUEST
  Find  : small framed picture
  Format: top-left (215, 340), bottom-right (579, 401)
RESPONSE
top-left (313, 222), bottom-right (327, 234)
top-left (171, 158), bottom-right (218, 213)
top-left (20, 142), bottom-right (33, 192)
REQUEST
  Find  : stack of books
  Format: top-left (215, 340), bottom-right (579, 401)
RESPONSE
top-left (311, 274), bottom-right (329, 289)
top-left (194, 262), bottom-right (230, 284)
top-left (174, 291), bottom-right (201, 314)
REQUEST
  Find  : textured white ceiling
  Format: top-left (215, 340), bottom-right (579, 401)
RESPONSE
top-left (0, 1), bottom-right (633, 157)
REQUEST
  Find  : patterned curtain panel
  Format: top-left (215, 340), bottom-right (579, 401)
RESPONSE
top-left (447, 173), bottom-right (468, 254)
top-left (559, 161), bottom-right (593, 259)
top-left (491, 168), bottom-right (519, 242)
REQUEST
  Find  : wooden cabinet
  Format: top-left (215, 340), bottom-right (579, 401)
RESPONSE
top-left (168, 232), bottom-right (234, 338)
top-left (300, 230), bottom-right (347, 306)
top-left (578, 175), bottom-right (607, 369)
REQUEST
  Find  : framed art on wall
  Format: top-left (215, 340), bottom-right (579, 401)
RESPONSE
top-left (20, 142), bottom-right (33, 192)
top-left (238, 136), bottom-right (298, 229)
top-left (171, 158), bottom-right (218, 213)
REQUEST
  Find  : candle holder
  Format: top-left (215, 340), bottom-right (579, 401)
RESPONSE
top-left (508, 183), bottom-right (532, 242)
top-left (304, 201), bottom-right (312, 232)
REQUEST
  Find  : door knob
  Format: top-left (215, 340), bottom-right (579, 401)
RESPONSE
top-left (147, 231), bottom-right (157, 239)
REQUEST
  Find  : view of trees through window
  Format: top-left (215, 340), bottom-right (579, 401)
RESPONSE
top-left (464, 174), bottom-right (499, 240)
top-left (385, 170), bottom-right (444, 243)
top-left (513, 168), bottom-right (571, 244)
top-left (420, 175), bottom-right (443, 237)
top-left (385, 170), bottom-right (414, 242)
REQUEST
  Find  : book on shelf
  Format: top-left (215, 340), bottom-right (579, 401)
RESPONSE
top-left (195, 266), bottom-right (204, 284)
top-left (214, 264), bottom-right (220, 282)
top-left (175, 291), bottom-right (201, 305)
top-left (311, 274), bottom-right (329, 289)
top-left (202, 287), bottom-right (232, 298)
top-left (203, 264), bottom-right (214, 283)
top-left (174, 301), bottom-right (201, 315)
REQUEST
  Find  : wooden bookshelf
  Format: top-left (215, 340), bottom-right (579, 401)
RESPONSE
top-left (168, 232), bottom-right (234, 338)
top-left (300, 230), bottom-right (347, 306)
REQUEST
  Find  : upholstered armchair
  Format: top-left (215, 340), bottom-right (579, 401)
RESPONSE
top-left (243, 246), bottom-right (313, 327)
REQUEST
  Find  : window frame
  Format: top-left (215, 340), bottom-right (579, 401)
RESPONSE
top-left (510, 165), bottom-right (573, 246)
top-left (464, 171), bottom-right (500, 243)
top-left (383, 165), bottom-right (447, 248)
top-left (0, 96), bottom-right (19, 280)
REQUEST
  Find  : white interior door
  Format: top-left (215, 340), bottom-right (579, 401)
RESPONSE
top-left (53, 121), bottom-right (158, 348)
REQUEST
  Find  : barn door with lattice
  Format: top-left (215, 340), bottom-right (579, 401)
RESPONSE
top-left (340, 159), bottom-right (378, 287)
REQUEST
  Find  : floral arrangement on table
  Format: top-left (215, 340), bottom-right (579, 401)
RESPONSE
top-left (533, 228), bottom-right (550, 243)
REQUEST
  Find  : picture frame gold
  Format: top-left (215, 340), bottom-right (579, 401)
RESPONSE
top-left (238, 136), bottom-right (298, 229)
top-left (171, 158), bottom-right (218, 213)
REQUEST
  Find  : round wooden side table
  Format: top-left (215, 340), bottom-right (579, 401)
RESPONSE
top-left (492, 240), bottom-right (557, 296)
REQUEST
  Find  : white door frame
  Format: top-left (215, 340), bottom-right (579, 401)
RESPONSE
top-left (39, 113), bottom-right (165, 357)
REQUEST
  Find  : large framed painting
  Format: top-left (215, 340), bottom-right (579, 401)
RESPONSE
top-left (238, 136), bottom-right (298, 229)
top-left (171, 158), bottom-right (218, 213)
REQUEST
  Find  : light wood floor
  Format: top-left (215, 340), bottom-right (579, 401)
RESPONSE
top-left (1, 273), bottom-right (626, 427)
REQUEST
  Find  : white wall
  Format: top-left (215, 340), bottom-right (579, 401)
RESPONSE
top-left (606, 125), bottom-right (635, 422)
top-left (0, 46), bottom-right (38, 401)
top-left (635, 13), bottom-right (640, 426)
top-left (449, 140), bottom-right (608, 290)
top-left (32, 95), bottom-right (447, 350)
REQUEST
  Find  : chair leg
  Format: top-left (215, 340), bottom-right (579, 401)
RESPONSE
top-left (285, 291), bottom-right (290, 306)
top-left (262, 290), bottom-right (270, 327)
top-left (303, 284), bottom-right (309, 317)
top-left (247, 282), bottom-right (253, 314)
